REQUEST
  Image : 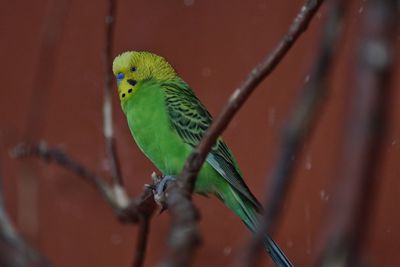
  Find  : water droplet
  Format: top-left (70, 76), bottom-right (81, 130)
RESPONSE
top-left (223, 247), bottom-right (232, 256)
top-left (111, 233), bottom-right (122, 245)
top-left (305, 155), bottom-right (312, 170)
top-left (364, 41), bottom-right (389, 68)
top-left (320, 190), bottom-right (330, 201)
top-left (201, 67), bottom-right (212, 77)
top-left (184, 0), bottom-right (195, 6)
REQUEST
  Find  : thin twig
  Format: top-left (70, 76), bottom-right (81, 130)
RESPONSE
top-left (103, 0), bottom-right (123, 187)
top-left (14, 1), bottom-right (154, 265)
top-left (11, 143), bottom-right (156, 224)
top-left (13, 144), bottom-right (155, 267)
top-left (160, 1), bottom-right (325, 266)
top-left (318, 0), bottom-right (398, 266)
top-left (158, 183), bottom-right (201, 267)
top-left (18, 0), bottom-right (69, 241)
top-left (179, 0), bottom-right (325, 194)
top-left (0, 166), bottom-right (50, 267)
top-left (236, 1), bottom-right (347, 266)
top-left (102, 1), bottom-right (153, 265)
top-left (133, 216), bottom-right (151, 267)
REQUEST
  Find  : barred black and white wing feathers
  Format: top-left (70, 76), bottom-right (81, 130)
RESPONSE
top-left (162, 79), bottom-right (261, 210)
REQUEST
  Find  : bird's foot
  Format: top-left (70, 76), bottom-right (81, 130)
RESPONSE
top-left (150, 172), bottom-right (163, 184)
top-left (152, 174), bottom-right (177, 213)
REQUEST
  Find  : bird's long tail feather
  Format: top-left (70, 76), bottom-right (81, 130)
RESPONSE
top-left (262, 233), bottom-right (293, 267)
top-left (223, 188), bottom-right (293, 267)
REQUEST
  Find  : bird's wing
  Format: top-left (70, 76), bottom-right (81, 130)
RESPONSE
top-left (162, 79), bottom-right (261, 210)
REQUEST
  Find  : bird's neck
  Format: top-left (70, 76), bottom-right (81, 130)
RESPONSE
top-left (121, 78), bottom-right (159, 114)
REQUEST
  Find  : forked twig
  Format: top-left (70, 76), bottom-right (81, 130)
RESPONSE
top-left (11, 143), bottom-right (156, 224)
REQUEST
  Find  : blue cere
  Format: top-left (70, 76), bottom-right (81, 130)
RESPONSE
top-left (116, 72), bottom-right (124, 80)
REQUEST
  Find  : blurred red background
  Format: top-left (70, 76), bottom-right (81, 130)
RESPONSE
top-left (0, 0), bottom-right (399, 266)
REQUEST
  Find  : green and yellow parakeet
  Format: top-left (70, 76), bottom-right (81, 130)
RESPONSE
top-left (113, 51), bottom-right (292, 267)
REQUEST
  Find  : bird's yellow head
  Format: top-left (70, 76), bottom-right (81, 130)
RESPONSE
top-left (112, 51), bottom-right (176, 103)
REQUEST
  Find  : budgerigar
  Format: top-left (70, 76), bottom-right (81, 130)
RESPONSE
top-left (112, 51), bottom-right (292, 267)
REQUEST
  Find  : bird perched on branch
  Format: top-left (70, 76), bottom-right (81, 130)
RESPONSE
top-left (113, 51), bottom-right (292, 267)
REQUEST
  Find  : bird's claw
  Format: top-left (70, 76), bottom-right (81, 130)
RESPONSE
top-left (144, 183), bottom-right (155, 190)
top-left (152, 175), bottom-right (177, 213)
top-left (155, 175), bottom-right (176, 195)
top-left (151, 172), bottom-right (163, 184)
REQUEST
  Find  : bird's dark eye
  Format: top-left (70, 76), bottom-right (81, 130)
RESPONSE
top-left (130, 66), bottom-right (137, 72)
top-left (116, 72), bottom-right (124, 80)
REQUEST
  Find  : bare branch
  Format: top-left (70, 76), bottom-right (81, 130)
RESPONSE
top-left (18, 0), bottom-right (69, 241)
top-left (103, 0), bottom-right (123, 187)
top-left (235, 1), bottom-right (348, 266)
top-left (0, 205), bottom-right (50, 267)
top-left (133, 216), bottom-right (151, 267)
top-left (179, 0), bottom-right (325, 194)
top-left (12, 143), bottom-right (116, 207)
top-left (0, 168), bottom-right (50, 267)
top-left (11, 143), bottom-right (156, 224)
top-left (13, 1), bottom-right (155, 265)
top-left (12, 142), bottom-right (157, 267)
top-left (101, 0), bottom-right (154, 265)
top-left (158, 182), bottom-right (201, 267)
top-left (158, 1), bottom-right (325, 266)
top-left (117, 186), bottom-right (156, 225)
top-left (318, 0), bottom-right (398, 266)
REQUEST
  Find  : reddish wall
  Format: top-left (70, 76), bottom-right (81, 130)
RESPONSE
top-left (0, 0), bottom-right (399, 266)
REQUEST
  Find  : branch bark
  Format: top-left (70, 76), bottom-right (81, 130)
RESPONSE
top-left (18, 0), bottom-right (69, 242)
top-left (0, 167), bottom-right (50, 267)
top-left (236, 1), bottom-right (348, 266)
top-left (101, 0), bottom-right (155, 265)
top-left (133, 216), bottom-right (151, 267)
top-left (11, 143), bottom-right (156, 224)
top-left (103, 0), bottom-right (124, 187)
top-left (179, 0), bottom-right (325, 194)
top-left (160, 1), bottom-right (326, 266)
top-left (318, 0), bottom-right (398, 266)
top-left (158, 183), bottom-right (201, 267)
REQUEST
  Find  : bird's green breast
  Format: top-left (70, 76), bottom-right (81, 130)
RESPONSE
top-left (123, 80), bottom-right (191, 175)
top-left (122, 79), bottom-right (220, 194)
